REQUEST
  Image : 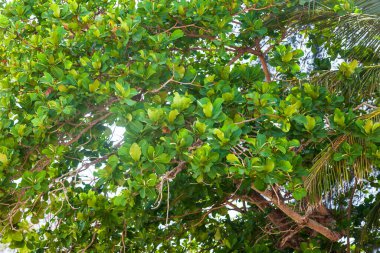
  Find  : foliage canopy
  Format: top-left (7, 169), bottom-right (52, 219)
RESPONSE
top-left (0, 0), bottom-right (379, 252)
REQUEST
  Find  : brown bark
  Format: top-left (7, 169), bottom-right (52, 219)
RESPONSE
top-left (243, 192), bottom-right (301, 249)
top-left (258, 53), bottom-right (271, 82)
top-left (252, 186), bottom-right (342, 242)
top-left (254, 39), bottom-right (271, 82)
top-left (247, 191), bottom-right (290, 231)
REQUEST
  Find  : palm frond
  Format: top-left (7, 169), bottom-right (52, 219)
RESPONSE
top-left (304, 108), bottom-right (379, 202)
top-left (332, 13), bottom-right (380, 62)
top-left (269, 1), bottom-right (380, 62)
top-left (366, 197), bottom-right (380, 229)
top-left (359, 107), bottom-right (380, 120)
top-left (360, 195), bottom-right (380, 245)
top-left (311, 65), bottom-right (380, 100)
top-left (304, 134), bottom-right (350, 201)
top-left (356, 0), bottom-right (380, 15)
top-left (305, 135), bottom-right (372, 203)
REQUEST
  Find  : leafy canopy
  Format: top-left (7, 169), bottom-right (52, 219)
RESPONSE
top-left (0, 0), bottom-right (379, 252)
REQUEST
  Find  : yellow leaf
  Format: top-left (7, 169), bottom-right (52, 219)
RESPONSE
top-left (58, 84), bottom-right (68, 92)
top-left (168, 109), bottom-right (179, 124)
top-left (214, 228), bottom-right (221, 241)
top-left (226, 154), bottom-right (239, 163)
top-left (282, 52), bottom-right (293, 62)
top-left (0, 153), bottom-right (8, 165)
top-left (89, 80), bottom-right (100, 93)
top-left (130, 143), bottom-right (141, 162)
top-left (51, 3), bottom-right (60, 18)
top-left (203, 101), bottom-right (213, 118)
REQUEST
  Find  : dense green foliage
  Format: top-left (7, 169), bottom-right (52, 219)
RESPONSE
top-left (0, 0), bottom-right (379, 252)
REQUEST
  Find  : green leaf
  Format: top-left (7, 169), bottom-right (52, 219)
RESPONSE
top-left (113, 194), bottom-right (127, 207)
top-left (36, 171), bottom-right (46, 183)
top-left (194, 120), bottom-right (207, 134)
top-left (304, 115), bottom-right (316, 131)
top-left (50, 3), bottom-right (60, 18)
top-left (41, 72), bottom-right (54, 84)
top-left (147, 108), bottom-right (164, 122)
top-left (204, 75), bottom-right (215, 84)
top-left (87, 197), bottom-right (97, 207)
top-left (264, 159), bottom-right (275, 172)
top-left (170, 29), bottom-right (184, 40)
top-left (89, 80), bottom-right (100, 93)
top-left (363, 120), bottom-right (373, 134)
top-left (174, 65), bottom-right (185, 79)
top-left (293, 188), bottom-right (307, 200)
top-left (278, 160), bottom-right (293, 172)
top-left (115, 81), bottom-right (127, 97)
top-left (11, 231), bottom-right (23, 242)
top-left (0, 14), bottom-right (10, 29)
top-left (281, 119), bottom-right (291, 132)
top-left (51, 66), bottom-right (64, 80)
top-left (333, 153), bottom-right (345, 161)
top-left (64, 60), bottom-right (73, 70)
top-left (339, 60), bottom-right (358, 77)
top-left (0, 153), bottom-right (8, 165)
top-left (203, 101), bottom-right (213, 118)
top-left (154, 153), bottom-right (171, 164)
top-left (139, 188), bottom-right (146, 198)
top-left (254, 178), bottom-right (267, 191)
top-left (130, 143), bottom-right (142, 161)
top-left (226, 154), bottom-right (239, 163)
top-left (333, 108), bottom-right (345, 127)
top-left (168, 109), bottom-right (179, 124)
top-left (172, 92), bottom-right (191, 111)
top-left (214, 228), bottom-right (221, 241)
top-left (282, 52), bottom-right (293, 62)
top-left (213, 129), bottom-right (225, 141)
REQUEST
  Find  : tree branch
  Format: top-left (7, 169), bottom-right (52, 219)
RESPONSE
top-left (63, 112), bottom-right (113, 146)
top-left (252, 40), bottom-right (271, 82)
top-left (347, 178), bottom-right (358, 253)
top-left (251, 186), bottom-right (342, 242)
top-left (233, 4), bottom-right (274, 16)
top-left (258, 53), bottom-right (271, 82)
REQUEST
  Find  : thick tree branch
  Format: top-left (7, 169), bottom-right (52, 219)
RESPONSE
top-left (254, 40), bottom-right (271, 82)
top-left (258, 53), bottom-right (271, 82)
top-left (251, 186), bottom-right (342, 242)
top-left (243, 192), bottom-right (291, 231)
top-left (242, 192), bottom-right (300, 249)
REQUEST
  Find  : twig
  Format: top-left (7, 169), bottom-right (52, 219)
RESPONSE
top-left (234, 117), bottom-right (257, 125)
top-left (144, 76), bottom-right (174, 95)
top-left (121, 220), bottom-right (126, 253)
top-left (166, 180), bottom-right (170, 226)
top-left (81, 223), bottom-right (98, 253)
top-left (233, 4), bottom-right (274, 16)
top-left (152, 161), bottom-right (186, 209)
top-left (59, 181), bottom-right (78, 210)
top-left (193, 204), bottom-right (226, 227)
top-left (63, 112), bottom-right (113, 146)
top-left (346, 178), bottom-right (358, 253)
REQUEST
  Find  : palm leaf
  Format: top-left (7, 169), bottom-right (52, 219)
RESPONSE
top-left (366, 197), bottom-right (380, 229)
top-left (331, 13), bottom-right (380, 62)
top-left (360, 195), bottom-right (380, 246)
top-left (304, 109), bottom-right (379, 202)
top-left (310, 65), bottom-right (380, 100)
top-left (356, 0), bottom-right (380, 15)
top-left (267, 1), bottom-right (380, 62)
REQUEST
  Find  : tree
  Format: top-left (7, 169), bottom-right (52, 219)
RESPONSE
top-left (0, 0), bottom-right (379, 252)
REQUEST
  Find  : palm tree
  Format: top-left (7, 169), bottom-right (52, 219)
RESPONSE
top-left (281, 0), bottom-right (380, 250)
